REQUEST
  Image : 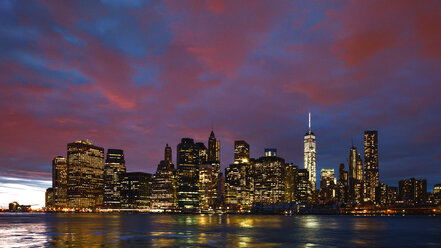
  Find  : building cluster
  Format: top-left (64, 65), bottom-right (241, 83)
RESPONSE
top-left (45, 115), bottom-right (441, 212)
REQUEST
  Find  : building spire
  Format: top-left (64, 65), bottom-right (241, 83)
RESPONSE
top-left (308, 112), bottom-right (311, 133)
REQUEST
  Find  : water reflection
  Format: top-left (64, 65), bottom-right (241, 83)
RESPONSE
top-left (0, 213), bottom-right (440, 247)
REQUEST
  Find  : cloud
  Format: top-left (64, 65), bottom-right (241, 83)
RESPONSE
top-left (0, 0), bottom-right (440, 203)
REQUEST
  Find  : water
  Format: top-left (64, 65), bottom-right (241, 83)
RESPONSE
top-left (0, 213), bottom-right (440, 247)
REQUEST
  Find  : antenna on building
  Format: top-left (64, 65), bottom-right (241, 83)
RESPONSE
top-left (308, 112), bottom-right (311, 133)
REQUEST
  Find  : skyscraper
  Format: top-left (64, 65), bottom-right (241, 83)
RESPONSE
top-left (67, 140), bottom-right (105, 209)
top-left (198, 163), bottom-right (215, 210)
top-left (121, 172), bottom-right (152, 209)
top-left (337, 163), bottom-right (348, 204)
top-left (398, 178), bottom-right (427, 205)
top-left (164, 144), bottom-right (172, 163)
top-left (349, 145), bottom-right (363, 203)
top-left (103, 149), bottom-right (126, 209)
top-left (234, 140), bottom-right (250, 164)
top-left (207, 131), bottom-right (220, 208)
top-left (208, 131), bottom-right (220, 162)
top-left (254, 155), bottom-right (285, 205)
top-left (52, 156), bottom-right (67, 208)
top-left (225, 163), bottom-right (252, 210)
top-left (320, 169), bottom-right (336, 203)
top-left (320, 169), bottom-right (335, 189)
top-left (284, 163), bottom-right (298, 203)
top-left (176, 138), bottom-right (207, 211)
top-left (304, 113), bottom-right (317, 191)
top-left (296, 169), bottom-right (310, 203)
top-left (364, 130), bottom-right (379, 203)
top-left (151, 144), bottom-right (177, 210)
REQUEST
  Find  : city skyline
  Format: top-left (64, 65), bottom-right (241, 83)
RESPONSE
top-left (1, 0), bottom-right (441, 208)
top-left (2, 117), bottom-right (440, 209)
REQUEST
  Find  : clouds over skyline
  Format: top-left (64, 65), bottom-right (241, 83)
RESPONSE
top-left (1, 0), bottom-right (440, 203)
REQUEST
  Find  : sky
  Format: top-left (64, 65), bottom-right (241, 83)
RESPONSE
top-left (1, 0), bottom-right (441, 208)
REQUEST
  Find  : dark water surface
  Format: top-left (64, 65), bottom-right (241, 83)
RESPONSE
top-left (0, 213), bottom-right (440, 247)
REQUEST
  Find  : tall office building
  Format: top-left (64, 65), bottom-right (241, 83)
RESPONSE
top-left (349, 146), bottom-right (363, 203)
top-left (234, 140), bottom-right (250, 164)
top-left (296, 169), bottom-right (310, 203)
top-left (254, 154), bottom-right (285, 205)
top-left (67, 140), bottom-right (105, 209)
top-left (198, 163), bottom-right (215, 210)
top-left (398, 178), bottom-right (427, 205)
top-left (45, 188), bottom-right (54, 209)
top-left (304, 113), bottom-right (317, 191)
top-left (364, 130), bottom-right (379, 202)
top-left (320, 169), bottom-right (335, 189)
top-left (151, 144), bottom-right (177, 209)
top-left (284, 163), bottom-right (298, 203)
top-left (165, 144), bottom-right (172, 163)
top-left (375, 183), bottom-right (388, 205)
top-left (225, 163), bottom-right (252, 210)
top-left (176, 138), bottom-right (207, 211)
top-left (121, 172), bottom-right (152, 209)
top-left (320, 169), bottom-right (336, 203)
top-left (337, 163), bottom-right (348, 204)
top-left (208, 131), bottom-right (220, 162)
top-left (52, 156), bottom-right (67, 208)
top-left (207, 131), bottom-right (220, 208)
top-left (217, 172), bottom-right (226, 207)
top-left (103, 149), bottom-right (126, 209)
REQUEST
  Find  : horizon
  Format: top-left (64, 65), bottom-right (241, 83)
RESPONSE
top-left (1, 0), bottom-right (441, 208)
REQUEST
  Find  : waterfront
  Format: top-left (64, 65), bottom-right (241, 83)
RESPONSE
top-left (0, 213), bottom-right (440, 247)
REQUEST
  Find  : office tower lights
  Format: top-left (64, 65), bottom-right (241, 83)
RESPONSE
top-left (43, 124), bottom-right (437, 214)
top-left (304, 113), bottom-right (317, 191)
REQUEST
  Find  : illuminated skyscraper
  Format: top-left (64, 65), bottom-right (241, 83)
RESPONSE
top-left (364, 130), bottom-right (379, 202)
top-left (320, 169), bottom-right (336, 203)
top-left (198, 163), bottom-right (215, 210)
top-left (207, 131), bottom-right (220, 208)
top-left (121, 172), bottom-right (152, 209)
top-left (320, 169), bottom-right (335, 189)
top-left (254, 155), bottom-right (285, 205)
top-left (45, 188), bottom-right (54, 209)
top-left (52, 156), bottom-right (67, 208)
top-left (225, 163), bottom-right (252, 210)
top-left (349, 146), bottom-right (363, 203)
top-left (103, 149), bottom-right (126, 209)
top-left (284, 163), bottom-right (298, 203)
top-left (234, 140), bottom-right (250, 164)
top-left (176, 138), bottom-right (207, 211)
top-left (151, 144), bottom-right (177, 209)
top-left (67, 140), bottom-right (105, 209)
top-left (304, 113), bottom-right (317, 191)
top-left (296, 169), bottom-right (310, 203)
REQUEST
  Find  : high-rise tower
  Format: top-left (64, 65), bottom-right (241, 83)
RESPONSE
top-left (234, 140), bottom-right (250, 164)
top-left (364, 130), bottom-right (379, 202)
top-left (349, 145), bottom-right (363, 203)
top-left (165, 144), bottom-right (172, 163)
top-left (52, 156), bottom-right (67, 208)
top-left (67, 140), bottom-right (105, 209)
top-left (304, 113), bottom-right (317, 191)
top-left (103, 149), bottom-right (126, 208)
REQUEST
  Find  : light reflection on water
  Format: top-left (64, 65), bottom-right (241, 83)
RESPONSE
top-left (0, 213), bottom-right (440, 247)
